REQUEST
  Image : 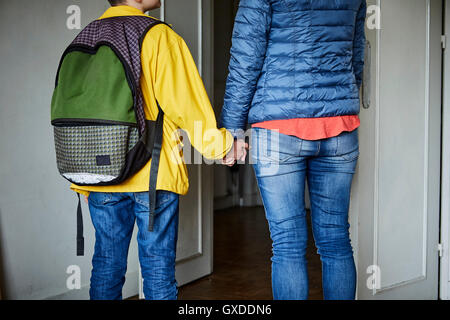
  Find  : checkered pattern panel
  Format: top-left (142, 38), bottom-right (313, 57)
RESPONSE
top-left (54, 125), bottom-right (139, 177)
top-left (71, 16), bottom-right (160, 135)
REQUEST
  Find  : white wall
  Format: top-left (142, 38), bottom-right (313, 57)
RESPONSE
top-left (0, 0), bottom-right (141, 300)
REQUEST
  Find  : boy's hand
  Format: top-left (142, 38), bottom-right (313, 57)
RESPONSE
top-left (84, 196), bottom-right (89, 204)
top-left (223, 139), bottom-right (249, 167)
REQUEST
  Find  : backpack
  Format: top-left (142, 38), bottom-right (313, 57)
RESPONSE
top-left (51, 15), bottom-right (166, 256)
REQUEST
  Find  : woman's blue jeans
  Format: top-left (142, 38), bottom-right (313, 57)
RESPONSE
top-left (251, 127), bottom-right (359, 300)
top-left (88, 191), bottom-right (179, 300)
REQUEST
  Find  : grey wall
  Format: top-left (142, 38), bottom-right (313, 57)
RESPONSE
top-left (0, 0), bottom-right (142, 300)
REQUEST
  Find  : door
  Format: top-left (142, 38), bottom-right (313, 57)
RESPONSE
top-left (139, 0), bottom-right (214, 297)
top-left (354, 0), bottom-right (442, 299)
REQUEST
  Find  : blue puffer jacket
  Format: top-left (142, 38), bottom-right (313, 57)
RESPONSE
top-left (220, 0), bottom-right (367, 133)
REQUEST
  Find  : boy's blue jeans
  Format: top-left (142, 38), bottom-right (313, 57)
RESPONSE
top-left (88, 190), bottom-right (179, 300)
top-left (251, 127), bottom-right (359, 300)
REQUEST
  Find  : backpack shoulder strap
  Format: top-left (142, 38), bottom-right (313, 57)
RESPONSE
top-left (148, 101), bottom-right (164, 231)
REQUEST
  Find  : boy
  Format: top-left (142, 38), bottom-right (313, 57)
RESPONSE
top-left (69, 0), bottom-right (244, 300)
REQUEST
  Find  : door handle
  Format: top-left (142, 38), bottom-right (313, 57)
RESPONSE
top-left (362, 40), bottom-right (371, 109)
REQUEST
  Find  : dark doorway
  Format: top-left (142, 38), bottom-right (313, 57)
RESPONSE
top-left (179, 207), bottom-right (323, 300)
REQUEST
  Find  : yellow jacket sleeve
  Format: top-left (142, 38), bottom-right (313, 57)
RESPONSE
top-left (154, 33), bottom-right (234, 160)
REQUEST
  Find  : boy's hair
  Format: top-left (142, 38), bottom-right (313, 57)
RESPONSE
top-left (108, 0), bottom-right (125, 6)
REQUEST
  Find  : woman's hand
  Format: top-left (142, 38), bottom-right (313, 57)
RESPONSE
top-left (223, 139), bottom-right (249, 167)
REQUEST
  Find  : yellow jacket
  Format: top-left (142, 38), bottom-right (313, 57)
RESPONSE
top-left (72, 6), bottom-right (233, 196)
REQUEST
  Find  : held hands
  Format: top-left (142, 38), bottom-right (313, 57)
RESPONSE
top-left (223, 139), bottom-right (249, 167)
top-left (82, 141), bottom-right (249, 202)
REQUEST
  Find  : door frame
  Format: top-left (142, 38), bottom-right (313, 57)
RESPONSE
top-left (440, 0), bottom-right (450, 301)
top-left (139, 0), bottom-right (215, 299)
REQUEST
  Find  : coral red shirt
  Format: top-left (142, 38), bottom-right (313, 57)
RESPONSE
top-left (252, 115), bottom-right (360, 141)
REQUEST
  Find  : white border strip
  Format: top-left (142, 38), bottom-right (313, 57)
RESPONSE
top-left (372, 0), bottom-right (381, 296)
top-left (422, 0), bottom-right (431, 282)
top-left (441, 0), bottom-right (450, 301)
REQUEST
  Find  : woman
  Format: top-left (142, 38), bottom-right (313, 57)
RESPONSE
top-left (220, 0), bottom-right (367, 300)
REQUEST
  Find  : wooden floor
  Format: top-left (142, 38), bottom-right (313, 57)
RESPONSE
top-left (178, 206), bottom-right (323, 300)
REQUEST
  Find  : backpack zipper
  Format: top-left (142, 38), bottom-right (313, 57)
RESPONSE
top-left (52, 119), bottom-right (138, 127)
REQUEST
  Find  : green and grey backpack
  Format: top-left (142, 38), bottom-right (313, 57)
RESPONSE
top-left (51, 16), bottom-right (166, 255)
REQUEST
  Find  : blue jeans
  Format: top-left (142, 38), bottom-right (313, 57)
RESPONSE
top-left (251, 127), bottom-right (359, 300)
top-left (88, 190), bottom-right (179, 300)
